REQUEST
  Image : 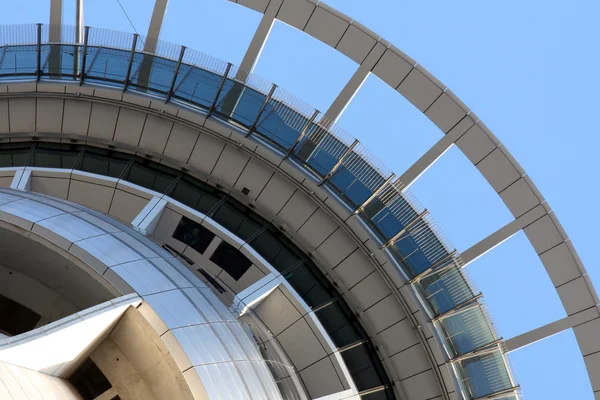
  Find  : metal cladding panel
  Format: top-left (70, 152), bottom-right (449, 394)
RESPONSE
top-left (173, 324), bottom-right (230, 365)
top-left (183, 288), bottom-right (225, 323)
top-left (111, 259), bottom-right (177, 295)
top-left (87, 103), bottom-right (119, 141)
top-left (8, 98), bottom-right (35, 133)
top-left (144, 290), bottom-right (207, 329)
top-left (0, 198), bottom-right (63, 222)
top-left (139, 114), bottom-right (174, 155)
top-left (149, 258), bottom-right (194, 289)
top-left (336, 24), bottom-right (378, 64)
top-left (164, 123), bottom-right (198, 163)
top-left (194, 363), bottom-right (250, 400)
top-left (113, 107), bottom-right (146, 146)
top-left (36, 98), bottom-right (64, 133)
top-left (76, 233), bottom-right (143, 267)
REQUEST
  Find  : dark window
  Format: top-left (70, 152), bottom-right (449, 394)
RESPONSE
top-left (172, 216), bottom-right (215, 254)
top-left (0, 293), bottom-right (41, 336)
top-left (341, 342), bottom-right (390, 392)
top-left (209, 198), bottom-right (268, 241)
top-left (210, 241), bottom-right (252, 281)
top-left (30, 143), bottom-right (82, 169)
top-left (120, 157), bottom-right (179, 193)
top-left (315, 299), bottom-right (366, 348)
top-left (68, 358), bottom-right (112, 400)
top-left (74, 147), bottom-right (131, 178)
top-left (167, 175), bottom-right (225, 214)
top-left (0, 142), bottom-right (32, 168)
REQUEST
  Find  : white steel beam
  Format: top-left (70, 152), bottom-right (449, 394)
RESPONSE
top-left (322, 42), bottom-right (387, 126)
top-left (235, 0), bottom-right (283, 81)
top-left (505, 307), bottom-right (599, 352)
top-left (460, 204), bottom-right (547, 268)
top-left (49, 0), bottom-right (62, 38)
top-left (398, 116), bottom-right (476, 190)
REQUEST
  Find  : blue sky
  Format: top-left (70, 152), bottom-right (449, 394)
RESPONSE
top-left (2, 1), bottom-right (599, 399)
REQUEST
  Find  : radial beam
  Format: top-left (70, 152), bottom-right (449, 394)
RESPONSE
top-left (398, 115), bottom-right (476, 190)
top-left (49, 0), bottom-right (62, 37)
top-left (505, 307), bottom-right (599, 352)
top-left (235, 0), bottom-right (282, 82)
top-left (321, 42), bottom-right (386, 126)
top-left (460, 204), bottom-right (547, 268)
top-left (144, 0), bottom-right (169, 53)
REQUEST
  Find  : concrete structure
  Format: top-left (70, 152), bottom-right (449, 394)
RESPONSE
top-left (0, 1), bottom-right (594, 399)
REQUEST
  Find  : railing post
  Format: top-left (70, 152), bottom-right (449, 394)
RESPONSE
top-left (318, 139), bottom-right (359, 186)
top-left (207, 62), bottom-right (232, 118)
top-left (79, 26), bottom-right (90, 86)
top-left (283, 109), bottom-right (320, 160)
top-left (354, 173), bottom-right (395, 215)
top-left (381, 209), bottom-right (429, 248)
top-left (246, 83), bottom-right (277, 137)
top-left (36, 23), bottom-right (42, 82)
top-left (165, 45), bottom-right (186, 103)
top-left (123, 33), bottom-right (139, 92)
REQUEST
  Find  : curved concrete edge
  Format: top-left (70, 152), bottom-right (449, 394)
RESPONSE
top-left (0, 83), bottom-right (454, 399)
top-left (0, 188), bottom-right (285, 400)
top-left (227, 0), bottom-right (599, 394)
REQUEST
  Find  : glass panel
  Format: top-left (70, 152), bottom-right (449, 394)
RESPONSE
top-left (173, 66), bottom-right (227, 110)
top-left (341, 342), bottom-right (389, 392)
top-left (209, 198), bottom-right (268, 242)
top-left (120, 157), bottom-right (178, 194)
top-left (130, 54), bottom-right (178, 94)
top-left (172, 216), bottom-right (215, 254)
top-left (42, 44), bottom-right (80, 79)
top-left (167, 175), bottom-right (225, 214)
top-left (215, 83), bottom-right (265, 128)
top-left (30, 143), bottom-right (82, 169)
top-left (417, 266), bottom-right (475, 316)
top-left (86, 48), bottom-right (143, 85)
top-left (315, 299), bottom-right (366, 347)
top-left (437, 306), bottom-right (496, 356)
top-left (74, 147), bottom-right (131, 178)
top-left (254, 101), bottom-right (307, 151)
top-left (0, 45), bottom-right (37, 78)
top-left (456, 349), bottom-right (513, 399)
top-left (0, 142), bottom-right (32, 167)
top-left (210, 241), bottom-right (252, 281)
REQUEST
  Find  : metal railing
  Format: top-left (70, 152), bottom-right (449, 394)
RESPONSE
top-left (0, 23), bottom-right (520, 400)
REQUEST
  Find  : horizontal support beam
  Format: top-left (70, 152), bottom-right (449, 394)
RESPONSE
top-left (505, 306), bottom-right (600, 352)
top-left (461, 204), bottom-right (547, 267)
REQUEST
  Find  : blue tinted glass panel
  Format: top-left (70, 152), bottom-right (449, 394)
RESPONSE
top-left (130, 54), bottom-right (178, 94)
top-left (0, 45), bottom-right (37, 78)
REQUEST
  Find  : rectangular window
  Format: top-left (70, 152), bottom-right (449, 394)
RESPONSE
top-left (30, 143), bottom-right (82, 169)
top-left (74, 147), bottom-right (132, 178)
top-left (120, 157), bottom-right (179, 194)
top-left (172, 216), bottom-right (215, 254)
top-left (210, 241), bottom-right (252, 281)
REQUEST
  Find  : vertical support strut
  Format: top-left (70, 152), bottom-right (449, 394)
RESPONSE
top-left (246, 83), bottom-right (277, 137)
top-left (79, 26), bottom-right (89, 86)
top-left (206, 62), bottom-right (232, 118)
top-left (123, 34), bottom-right (139, 92)
top-left (284, 109), bottom-right (320, 160)
top-left (165, 45), bottom-right (186, 103)
top-left (36, 23), bottom-right (42, 82)
top-left (318, 139), bottom-right (359, 186)
top-left (73, 0), bottom-right (84, 77)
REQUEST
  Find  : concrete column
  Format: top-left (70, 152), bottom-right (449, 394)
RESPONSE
top-left (131, 196), bottom-right (168, 236)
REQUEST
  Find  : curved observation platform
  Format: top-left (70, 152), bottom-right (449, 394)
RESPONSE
top-left (0, 9), bottom-right (594, 399)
